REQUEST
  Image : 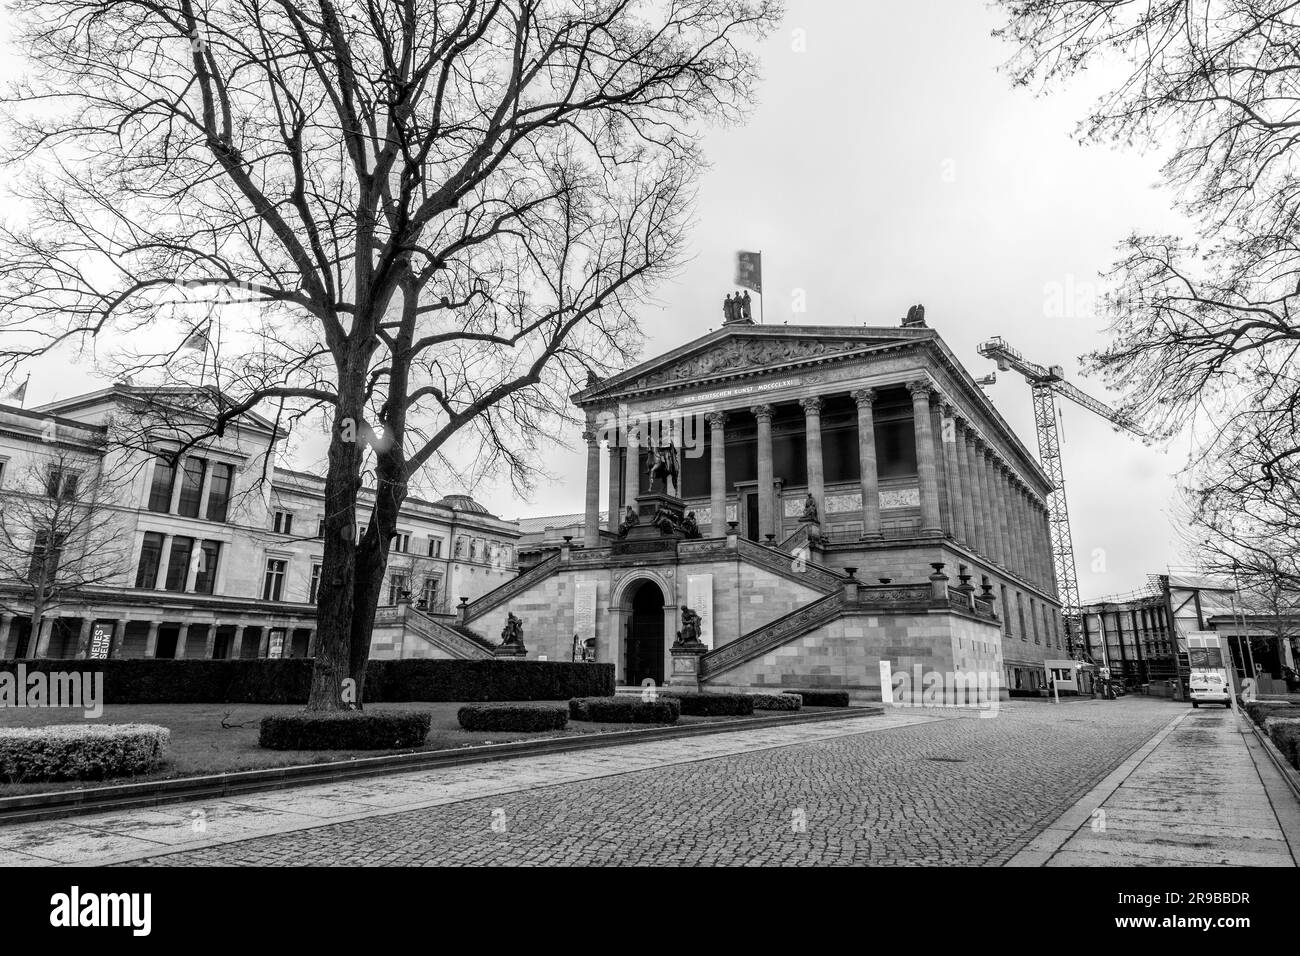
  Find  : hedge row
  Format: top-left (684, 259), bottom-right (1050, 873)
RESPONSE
top-left (569, 697), bottom-right (681, 724)
top-left (664, 692), bottom-right (754, 717)
top-left (0, 658), bottom-right (614, 704)
top-left (750, 693), bottom-right (802, 712)
top-left (0, 724), bottom-right (170, 782)
top-left (1268, 719), bottom-right (1300, 770)
top-left (457, 704), bottom-right (568, 733)
top-left (782, 688), bottom-right (850, 707)
top-left (259, 711), bottom-right (432, 750)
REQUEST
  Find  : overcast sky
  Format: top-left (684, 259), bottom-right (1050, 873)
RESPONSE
top-left (0, 1), bottom-right (1194, 601)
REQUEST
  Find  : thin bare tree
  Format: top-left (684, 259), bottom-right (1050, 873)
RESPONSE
top-left (0, 448), bottom-right (129, 657)
top-left (0, 0), bottom-right (781, 705)
top-left (996, 1), bottom-right (1300, 590)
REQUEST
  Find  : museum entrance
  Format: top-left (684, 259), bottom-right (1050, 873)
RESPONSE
top-left (625, 580), bottom-right (665, 686)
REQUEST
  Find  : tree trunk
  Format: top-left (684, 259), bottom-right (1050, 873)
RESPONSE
top-left (307, 392), bottom-right (366, 710)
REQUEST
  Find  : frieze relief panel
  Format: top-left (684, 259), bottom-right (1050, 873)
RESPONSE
top-left (879, 487), bottom-right (920, 509)
top-left (633, 338), bottom-right (881, 390)
top-left (825, 493), bottom-right (861, 515)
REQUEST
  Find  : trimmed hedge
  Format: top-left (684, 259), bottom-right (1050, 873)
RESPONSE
top-left (0, 658), bottom-right (614, 704)
top-left (0, 723), bottom-right (169, 782)
top-left (457, 704), bottom-right (568, 733)
top-left (1267, 719), bottom-right (1300, 771)
top-left (569, 696), bottom-right (681, 724)
top-left (663, 692), bottom-right (754, 717)
top-left (1243, 700), bottom-right (1300, 726)
top-left (259, 710), bottom-right (431, 750)
top-left (782, 688), bottom-right (850, 708)
top-left (750, 693), bottom-right (802, 712)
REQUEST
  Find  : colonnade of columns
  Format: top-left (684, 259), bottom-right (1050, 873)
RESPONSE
top-left (579, 378), bottom-right (1057, 593)
top-left (0, 612), bottom-right (310, 660)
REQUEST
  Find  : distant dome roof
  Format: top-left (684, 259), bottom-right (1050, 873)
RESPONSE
top-left (435, 494), bottom-right (494, 516)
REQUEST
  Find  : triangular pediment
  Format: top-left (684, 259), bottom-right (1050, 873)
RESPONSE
top-left (575, 324), bottom-right (929, 405)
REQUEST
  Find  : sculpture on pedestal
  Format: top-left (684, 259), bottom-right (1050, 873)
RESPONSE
top-left (651, 503), bottom-right (678, 536)
top-left (646, 442), bottom-right (680, 495)
top-left (681, 510), bottom-right (701, 539)
top-left (617, 505), bottom-right (639, 537)
top-left (801, 493), bottom-right (818, 521)
top-left (500, 612), bottom-right (524, 647)
top-left (675, 605), bottom-right (704, 646)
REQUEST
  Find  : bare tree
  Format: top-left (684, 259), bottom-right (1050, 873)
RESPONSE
top-left (0, 0), bottom-right (780, 706)
top-left (0, 449), bottom-right (130, 656)
top-left (995, 1), bottom-right (1300, 594)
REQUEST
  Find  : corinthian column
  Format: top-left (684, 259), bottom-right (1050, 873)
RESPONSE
top-left (752, 403), bottom-right (775, 541)
top-left (606, 442), bottom-right (622, 533)
top-left (940, 403), bottom-right (967, 546)
top-left (994, 459), bottom-right (1014, 572)
top-left (800, 397), bottom-right (825, 520)
top-left (977, 446), bottom-right (1003, 566)
top-left (853, 388), bottom-right (881, 540)
top-left (929, 398), bottom-right (953, 535)
top-left (954, 418), bottom-right (977, 548)
top-left (582, 427), bottom-right (601, 548)
top-left (965, 430), bottom-right (988, 555)
top-left (908, 381), bottom-right (942, 536)
top-left (624, 415), bottom-right (640, 509)
top-left (708, 411), bottom-right (728, 536)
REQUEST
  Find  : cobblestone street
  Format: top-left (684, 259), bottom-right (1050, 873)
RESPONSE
top-left (109, 698), bottom-right (1192, 866)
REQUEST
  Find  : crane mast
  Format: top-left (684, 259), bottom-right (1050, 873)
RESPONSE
top-left (976, 336), bottom-right (1143, 658)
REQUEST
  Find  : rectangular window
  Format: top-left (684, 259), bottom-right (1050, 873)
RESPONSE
top-left (309, 564), bottom-right (322, 604)
top-left (427, 537), bottom-right (442, 557)
top-left (28, 530), bottom-right (65, 582)
top-left (420, 576), bottom-right (439, 609)
top-left (135, 532), bottom-right (164, 588)
top-left (1017, 592), bottom-right (1027, 641)
top-left (205, 462), bottom-right (233, 522)
top-left (273, 511), bottom-right (294, 535)
top-left (1000, 584), bottom-right (1011, 636)
top-left (262, 559), bottom-right (287, 601)
top-left (148, 458), bottom-right (176, 512)
top-left (0, 459), bottom-right (7, 487)
top-left (392, 532), bottom-right (410, 553)
top-left (193, 540), bottom-right (221, 594)
top-left (164, 536), bottom-right (194, 592)
top-left (316, 517), bottom-right (325, 539)
top-left (176, 458), bottom-right (206, 518)
top-left (45, 467), bottom-right (79, 500)
top-left (386, 573), bottom-right (409, 606)
top-left (1031, 599), bottom-right (1041, 644)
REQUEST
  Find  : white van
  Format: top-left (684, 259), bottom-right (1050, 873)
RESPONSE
top-left (1187, 632), bottom-right (1232, 708)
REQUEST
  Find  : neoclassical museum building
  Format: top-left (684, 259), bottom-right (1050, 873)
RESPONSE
top-left (0, 304), bottom-right (1064, 699)
top-left (466, 305), bottom-right (1065, 697)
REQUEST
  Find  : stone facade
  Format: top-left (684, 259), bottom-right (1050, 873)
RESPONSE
top-left (0, 386), bottom-right (519, 660)
top-left (488, 310), bottom-right (1064, 694)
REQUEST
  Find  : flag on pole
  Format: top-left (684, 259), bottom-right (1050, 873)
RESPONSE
top-left (735, 250), bottom-right (762, 294)
top-left (4, 380), bottom-right (27, 404)
top-left (182, 325), bottom-right (211, 352)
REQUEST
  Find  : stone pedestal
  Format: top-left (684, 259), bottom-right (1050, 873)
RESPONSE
top-left (624, 492), bottom-right (687, 541)
top-left (668, 642), bottom-right (707, 691)
top-left (493, 643), bottom-right (527, 659)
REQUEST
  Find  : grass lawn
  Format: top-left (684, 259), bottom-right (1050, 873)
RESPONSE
top-left (0, 700), bottom-right (850, 797)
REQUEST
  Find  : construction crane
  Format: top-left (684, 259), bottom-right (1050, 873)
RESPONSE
top-left (976, 336), bottom-right (1145, 659)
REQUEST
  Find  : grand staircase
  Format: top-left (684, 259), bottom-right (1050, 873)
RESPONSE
top-left (402, 607), bottom-right (495, 659)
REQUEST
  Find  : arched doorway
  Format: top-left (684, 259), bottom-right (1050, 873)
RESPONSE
top-left (626, 580), bottom-right (666, 685)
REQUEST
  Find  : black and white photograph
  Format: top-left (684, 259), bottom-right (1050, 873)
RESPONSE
top-left (0, 0), bottom-right (1294, 929)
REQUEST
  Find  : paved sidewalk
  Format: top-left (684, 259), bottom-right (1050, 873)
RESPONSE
top-left (0, 709), bottom-right (942, 866)
top-left (1008, 707), bottom-right (1299, 867)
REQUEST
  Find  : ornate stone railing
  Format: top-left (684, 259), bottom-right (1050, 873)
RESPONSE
top-left (779, 523), bottom-right (811, 553)
top-left (856, 583), bottom-right (933, 607)
top-left (735, 537), bottom-right (844, 594)
top-left (701, 591), bottom-right (844, 678)
top-left (403, 608), bottom-right (494, 659)
top-left (463, 553), bottom-right (561, 621)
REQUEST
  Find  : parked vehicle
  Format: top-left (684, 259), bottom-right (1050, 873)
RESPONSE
top-left (1187, 632), bottom-right (1232, 708)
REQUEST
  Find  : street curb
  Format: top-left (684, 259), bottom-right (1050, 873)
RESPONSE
top-left (1240, 713), bottom-right (1300, 804)
top-left (1001, 709), bottom-right (1190, 867)
top-left (0, 706), bottom-right (879, 827)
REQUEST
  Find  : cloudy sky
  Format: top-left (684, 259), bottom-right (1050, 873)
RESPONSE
top-left (0, 1), bottom-right (1194, 601)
